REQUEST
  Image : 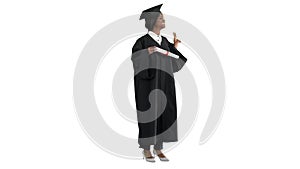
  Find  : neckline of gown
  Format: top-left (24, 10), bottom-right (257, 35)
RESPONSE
top-left (146, 33), bottom-right (163, 47)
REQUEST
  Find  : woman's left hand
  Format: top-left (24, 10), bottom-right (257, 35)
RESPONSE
top-left (173, 32), bottom-right (181, 48)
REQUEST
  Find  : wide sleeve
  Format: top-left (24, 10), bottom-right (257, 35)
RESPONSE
top-left (166, 38), bottom-right (188, 73)
top-left (131, 39), bottom-right (155, 79)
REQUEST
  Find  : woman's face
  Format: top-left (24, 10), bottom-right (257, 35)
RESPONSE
top-left (154, 13), bottom-right (165, 30)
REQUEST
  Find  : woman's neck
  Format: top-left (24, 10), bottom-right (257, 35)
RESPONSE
top-left (151, 27), bottom-right (161, 35)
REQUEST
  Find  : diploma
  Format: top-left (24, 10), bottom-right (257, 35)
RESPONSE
top-left (154, 47), bottom-right (179, 59)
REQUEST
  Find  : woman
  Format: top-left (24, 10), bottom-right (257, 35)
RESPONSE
top-left (131, 4), bottom-right (187, 162)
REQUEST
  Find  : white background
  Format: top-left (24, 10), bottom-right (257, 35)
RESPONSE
top-left (1, 0), bottom-right (299, 168)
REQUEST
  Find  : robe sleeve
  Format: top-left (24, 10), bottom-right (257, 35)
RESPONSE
top-left (166, 39), bottom-right (188, 73)
top-left (131, 39), bottom-right (155, 79)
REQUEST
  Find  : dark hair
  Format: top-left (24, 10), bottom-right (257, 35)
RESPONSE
top-left (144, 12), bottom-right (162, 31)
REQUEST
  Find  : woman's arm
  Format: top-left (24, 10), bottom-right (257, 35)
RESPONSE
top-left (166, 38), bottom-right (188, 73)
top-left (131, 39), bottom-right (155, 79)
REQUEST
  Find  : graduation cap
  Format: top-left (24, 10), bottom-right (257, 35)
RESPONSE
top-left (139, 4), bottom-right (163, 20)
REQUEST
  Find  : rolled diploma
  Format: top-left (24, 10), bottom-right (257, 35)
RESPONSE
top-left (154, 47), bottom-right (179, 59)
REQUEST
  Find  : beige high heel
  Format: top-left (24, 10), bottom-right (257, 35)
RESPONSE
top-left (142, 150), bottom-right (155, 162)
top-left (153, 149), bottom-right (169, 162)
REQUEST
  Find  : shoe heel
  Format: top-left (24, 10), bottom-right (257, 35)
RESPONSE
top-left (153, 150), bottom-right (169, 162)
top-left (142, 150), bottom-right (155, 162)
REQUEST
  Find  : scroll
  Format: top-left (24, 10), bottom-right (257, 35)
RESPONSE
top-left (154, 47), bottom-right (179, 59)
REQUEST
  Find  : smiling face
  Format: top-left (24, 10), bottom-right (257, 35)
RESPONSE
top-left (153, 13), bottom-right (165, 30)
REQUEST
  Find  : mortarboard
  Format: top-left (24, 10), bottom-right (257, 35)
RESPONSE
top-left (139, 4), bottom-right (163, 20)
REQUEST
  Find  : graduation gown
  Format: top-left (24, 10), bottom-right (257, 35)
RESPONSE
top-left (131, 33), bottom-right (187, 147)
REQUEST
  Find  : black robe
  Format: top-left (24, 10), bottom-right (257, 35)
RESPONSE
top-left (131, 34), bottom-right (187, 147)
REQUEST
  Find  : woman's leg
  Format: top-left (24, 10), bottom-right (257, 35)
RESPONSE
top-left (139, 144), bottom-right (150, 150)
top-left (154, 142), bottom-right (163, 150)
top-left (140, 144), bottom-right (154, 159)
top-left (153, 142), bottom-right (169, 161)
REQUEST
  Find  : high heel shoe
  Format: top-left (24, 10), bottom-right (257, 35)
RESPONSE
top-left (153, 149), bottom-right (169, 161)
top-left (142, 150), bottom-right (155, 162)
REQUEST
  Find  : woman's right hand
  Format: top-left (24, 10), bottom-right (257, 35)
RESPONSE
top-left (148, 46), bottom-right (156, 55)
